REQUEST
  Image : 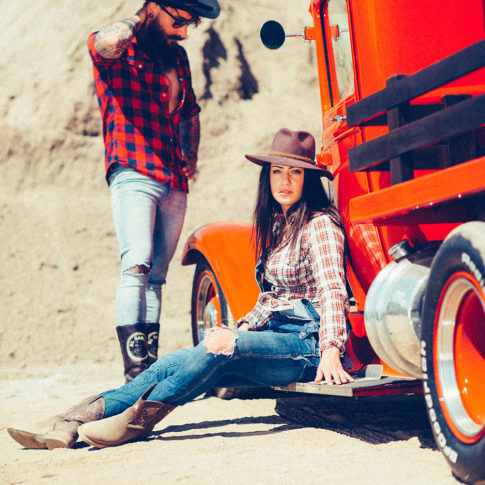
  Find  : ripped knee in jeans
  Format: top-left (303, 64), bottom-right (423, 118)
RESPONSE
top-left (204, 327), bottom-right (238, 357)
top-left (125, 264), bottom-right (151, 275)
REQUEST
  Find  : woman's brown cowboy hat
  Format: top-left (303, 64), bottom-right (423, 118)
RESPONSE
top-left (245, 128), bottom-right (333, 180)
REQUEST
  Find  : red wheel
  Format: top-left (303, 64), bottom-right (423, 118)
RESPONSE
top-left (435, 271), bottom-right (485, 444)
top-left (422, 222), bottom-right (485, 484)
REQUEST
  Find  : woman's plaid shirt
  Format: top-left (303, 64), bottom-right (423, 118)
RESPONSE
top-left (240, 208), bottom-right (349, 355)
top-left (87, 33), bottom-right (200, 191)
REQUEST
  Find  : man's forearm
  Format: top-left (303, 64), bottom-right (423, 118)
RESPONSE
top-left (94, 15), bottom-right (144, 59)
top-left (179, 114), bottom-right (200, 163)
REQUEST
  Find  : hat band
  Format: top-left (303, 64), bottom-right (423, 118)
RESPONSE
top-left (268, 151), bottom-right (315, 165)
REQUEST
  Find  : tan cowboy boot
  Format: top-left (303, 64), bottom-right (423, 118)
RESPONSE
top-left (7, 394), bottom-right (105, 450)
top-left (78, 385), bottom-right (175, 448)
top-left (7, 414), bottom-right (63, 449)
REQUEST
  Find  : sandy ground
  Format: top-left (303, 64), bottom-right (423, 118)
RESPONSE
top-left (0, 0), bottom-right (460, 483)
top-left (1, 364), bottom-right (459, 485)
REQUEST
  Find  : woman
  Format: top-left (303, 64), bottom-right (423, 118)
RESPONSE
top-left (8, 128), bottom-right (353, 450)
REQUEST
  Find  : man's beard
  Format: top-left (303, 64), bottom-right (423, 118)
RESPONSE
top-left (139, 22), bottom-right (181, 70)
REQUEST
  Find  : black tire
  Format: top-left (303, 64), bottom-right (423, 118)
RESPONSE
top-left (276, 394), bottom-right (433, 444)
top-left (190, 255), bottom-right (241, 399)
top-left (421, 222), bottom-right (485, 485)
top-left (191, 256), bottom-right (230, 346)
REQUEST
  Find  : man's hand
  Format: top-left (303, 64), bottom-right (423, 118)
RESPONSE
top-left (179, 115), bottom-right (200, 179)
top-left (181, 158), bottom-right (197, 180)
top-left (315, 346), bottom-right (354, 386)
top-left (237, 322), bottom-right (251, 331)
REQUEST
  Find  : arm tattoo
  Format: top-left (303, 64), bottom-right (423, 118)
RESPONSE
top-left (94, 16), bottom-right (141, 59)
top-left (179, 114), bottom-right (201, 162)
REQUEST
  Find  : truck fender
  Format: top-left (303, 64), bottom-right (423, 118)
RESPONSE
top-left (181, 222), bottom-right (259, 321)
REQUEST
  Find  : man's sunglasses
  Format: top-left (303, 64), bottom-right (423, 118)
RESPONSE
top-left (160, 6), bottom-right (200, 28)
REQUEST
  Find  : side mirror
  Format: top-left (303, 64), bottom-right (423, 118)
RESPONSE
top-left (259, 20), bottom-right (286, 50)
top-left (260, 20), bottom-right (313, 50)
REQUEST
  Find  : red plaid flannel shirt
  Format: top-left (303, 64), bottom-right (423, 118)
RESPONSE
top-left (240, 207), bottom-right (349, 355)
top-left (87, 32), bottom-right (200, 191)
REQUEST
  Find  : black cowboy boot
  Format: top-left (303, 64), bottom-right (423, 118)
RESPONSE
top-left (116, 324), bottom-right (148, 383)
top-left (146, 323), bottom-right (160, 367)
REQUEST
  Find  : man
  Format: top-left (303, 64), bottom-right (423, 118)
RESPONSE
top-left (88, 0), bottom-right (220, 382)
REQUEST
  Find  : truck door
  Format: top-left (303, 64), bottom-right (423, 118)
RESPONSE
top-left (316, 0), bottom-right (387, 300)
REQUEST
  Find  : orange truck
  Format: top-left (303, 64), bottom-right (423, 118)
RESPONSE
top-left (181, 1), bottom-right (485, 483)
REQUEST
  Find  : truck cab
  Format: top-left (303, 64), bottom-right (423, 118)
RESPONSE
top-left (182, 1), bottom-right (485, 482)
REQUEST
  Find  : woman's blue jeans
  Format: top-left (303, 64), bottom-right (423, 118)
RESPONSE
top-left (109, 165), bottom-right (187, 325)
top-left (102, 320), bottom-right (320, 417)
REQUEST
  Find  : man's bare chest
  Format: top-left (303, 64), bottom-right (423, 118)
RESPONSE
top-left (164, 68), bottom-right (181, 113)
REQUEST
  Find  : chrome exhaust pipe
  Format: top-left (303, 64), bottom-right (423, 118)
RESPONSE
top-left (364, 244), bottom-right (433, 378)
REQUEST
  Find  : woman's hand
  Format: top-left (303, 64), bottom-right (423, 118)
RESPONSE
top-left (315, 346), bottom-right (354, 386)
top-left (237, 322), bottom-right (251, 331)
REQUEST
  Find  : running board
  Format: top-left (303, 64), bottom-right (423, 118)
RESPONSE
top-left (273, 365), bottom-right (423, 397)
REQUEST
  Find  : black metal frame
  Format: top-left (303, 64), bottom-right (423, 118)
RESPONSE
top-left (320, 1), bottom-right (335, 107)
top-left (346, 39), bottom-right (485, 185)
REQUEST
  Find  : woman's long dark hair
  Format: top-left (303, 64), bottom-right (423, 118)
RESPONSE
top-left (252, 164), bottom-right (336, 267)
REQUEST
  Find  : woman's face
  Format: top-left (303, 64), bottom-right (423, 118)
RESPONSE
top-left (270, 163), bottom-right (304, 215)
